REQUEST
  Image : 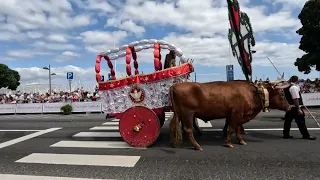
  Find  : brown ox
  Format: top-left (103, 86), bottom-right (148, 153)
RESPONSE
top-left (169, 80), bottom-right (291, 150)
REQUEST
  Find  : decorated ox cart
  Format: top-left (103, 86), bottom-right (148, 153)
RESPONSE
top-left (95, 39), bottom-right (194, 147)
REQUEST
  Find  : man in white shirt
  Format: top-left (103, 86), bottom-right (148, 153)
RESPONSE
top-left (283, 75), bottom-right (316, 140)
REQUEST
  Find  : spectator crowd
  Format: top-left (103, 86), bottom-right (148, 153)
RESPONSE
top-left (1, 78), bottom-right (320, 104)
top-left (300, 78), bottom-right (320, 93)
top-left (0, 86), bottom-right (100, 104)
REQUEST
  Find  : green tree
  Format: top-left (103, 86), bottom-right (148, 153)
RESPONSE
top-left (0, 63), bottom-right (21, 90)
top-left (294, 0), bottom-right (320, 74)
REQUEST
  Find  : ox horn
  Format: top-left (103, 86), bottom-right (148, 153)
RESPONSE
top-left (269, 78), bottom-right (285, 85)
top-left (269, 73), bottom-right (286, 85)
top-left (274, 83), bottom-right (290, 89)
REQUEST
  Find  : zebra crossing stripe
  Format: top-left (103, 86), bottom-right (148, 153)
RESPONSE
top-left (90, 126), bottom-right (119, 130)
top-left (196, 119), bottom-right (212, 127)
top-left (50, 140), bottom-right (146, 149)
top-left (73, 132), bottom-right (121, 138)
top-left (102, 122), bottom-right (119, 125)
top-left (0, 174), bottom-right (116, 180)
top-left (16, 153), bottom-right (141, 167)
top-left (0, 130), bottom-right (40, 132)
top-left (0, 128), bottom-right (61, 149)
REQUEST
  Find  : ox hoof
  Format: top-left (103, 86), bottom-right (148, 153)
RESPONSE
top-left (224, 144), bottom-right (234, 148)
top-left (172, 144), bottom-right (179, 148)
top-left (239, 140), bottom-right (247, 145)
top-left (195, 146), bottom-right (203, 150)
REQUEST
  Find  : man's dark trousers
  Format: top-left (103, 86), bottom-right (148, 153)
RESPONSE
top-left (283, 107), bottom-right (310, 138)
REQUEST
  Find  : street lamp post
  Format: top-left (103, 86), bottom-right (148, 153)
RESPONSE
top-left (43, 65), bottom-right (56, 94)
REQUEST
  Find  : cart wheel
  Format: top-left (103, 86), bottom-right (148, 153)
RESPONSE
top-left (119, 106), bottom-right (160, 147)
top-left (158, 112), bottom-right (165, 127)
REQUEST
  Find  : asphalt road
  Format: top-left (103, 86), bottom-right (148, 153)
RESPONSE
top-left (0, 110), bottom-right (320, 180)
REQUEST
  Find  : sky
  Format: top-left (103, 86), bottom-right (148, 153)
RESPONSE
top-left (0, 0), bottom-right (318, 91)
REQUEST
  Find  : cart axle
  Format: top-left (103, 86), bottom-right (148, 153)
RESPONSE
top-left (133, 122), bottom-right (145, 132)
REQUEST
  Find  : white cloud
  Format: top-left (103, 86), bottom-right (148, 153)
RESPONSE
top-left (52, 51), bottom-right (80, 62)
top-left (111, 0), bottom-right (300, 37)
top-left (0, 31), bottom-right (26, 41)
top-left (272, 0), bottom-right (307, 9)
top-left (0, 0), bottom-right (312, 85)
top-left (106, 19), bottom-right (145, 36)
top-left (62, 51), bottom-right (79, 57)
top-left (71, 0), bottom-right (115, 13)
top-left (47, 34), bottom-right (68, 43)
top-left (0, 23), bottom-right (20, 33)
top-left (162, 33), bottom-right (303, 67)
top-left (80, 30), bottom-right (128, 53)
top-left (7, 49), bottom-right (53, 58)
top-left (32, 41), bottom-right (77, 51)
top-left (0, 15), bottom-right (5, 21)
top-left (13, 65), bottom-right (125, 92)
top-left (27, 31), bottom-right (44, 39)
top-left (0, 0), bottom-right (93, 30)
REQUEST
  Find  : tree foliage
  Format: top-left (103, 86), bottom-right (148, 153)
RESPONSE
top-left (0, 63), bottom-right (21, 90)
top-left (294, 0), bottom-right (320, 74)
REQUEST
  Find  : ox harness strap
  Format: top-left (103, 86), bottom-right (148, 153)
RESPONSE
top-left (255, 85), bottom-right (270, 112)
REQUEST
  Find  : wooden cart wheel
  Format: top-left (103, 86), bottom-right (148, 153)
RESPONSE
top-left (119, 106), bottom-right (161, 147)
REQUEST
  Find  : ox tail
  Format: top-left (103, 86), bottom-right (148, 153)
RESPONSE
top-left (169, 85), bottom-right (183, 146)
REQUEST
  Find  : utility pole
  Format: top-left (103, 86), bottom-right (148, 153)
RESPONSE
top-left (49, 65), bottom-right (51, 94)
top-left (43, 65), bottom-right (56, 94)
top-left (69, 81), bottom-right (72, 93)
top-left (195, 72), bottom-right (197, 82)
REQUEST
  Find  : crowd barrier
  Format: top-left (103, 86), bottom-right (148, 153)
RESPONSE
top-left (301, 93), bottom-right (320, 107)
top-left (0, 102), bottom-right (103, 114)
top-left (0, 93), bottom-right (320, 114)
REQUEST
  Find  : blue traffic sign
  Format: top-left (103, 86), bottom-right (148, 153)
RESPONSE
top-left (67, 72), bottom-right (73, 80)
top-left (226, 65), bottom-right (234, 81)
top-left (227, 71), bottom-right (234, 81)
top-left (101, 75), bottom-right (105, 82)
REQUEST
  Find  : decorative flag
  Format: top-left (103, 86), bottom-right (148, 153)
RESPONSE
top-left (227, 0), bottom-right (256, 82)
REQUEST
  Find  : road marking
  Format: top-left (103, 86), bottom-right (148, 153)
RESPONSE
top-left (16, 153), bottom-right (141, 167)
top-left (73, 132), bottom-right (121, 138)
top-left (0, 130), bottom-right (40, 132)
top-left (165, 114), bottom-right (173, 121)
top-left (50, 140), bottom-right (146, 149)
top-left (0, 115), bottom-right (62, 119)
top-left (111, 119), bottom-right (119, 122)
top-left (0, 128), bottom-right (61, 149)
top-left (90, 126), bottom-right (119, 130)
top-left (197, 119), bottom-right (212, 127)
top-left (0, 174), bottom-right (116, 180)
top-left (203, 128), bottom-right (320, 132)
top-left (102, 122), bottom-right (119, 125)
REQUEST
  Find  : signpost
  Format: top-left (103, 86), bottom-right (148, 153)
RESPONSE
top-left (226, 65), bottom-right (234, 81)
top-left (67, 72), bottom-right (73, 92)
